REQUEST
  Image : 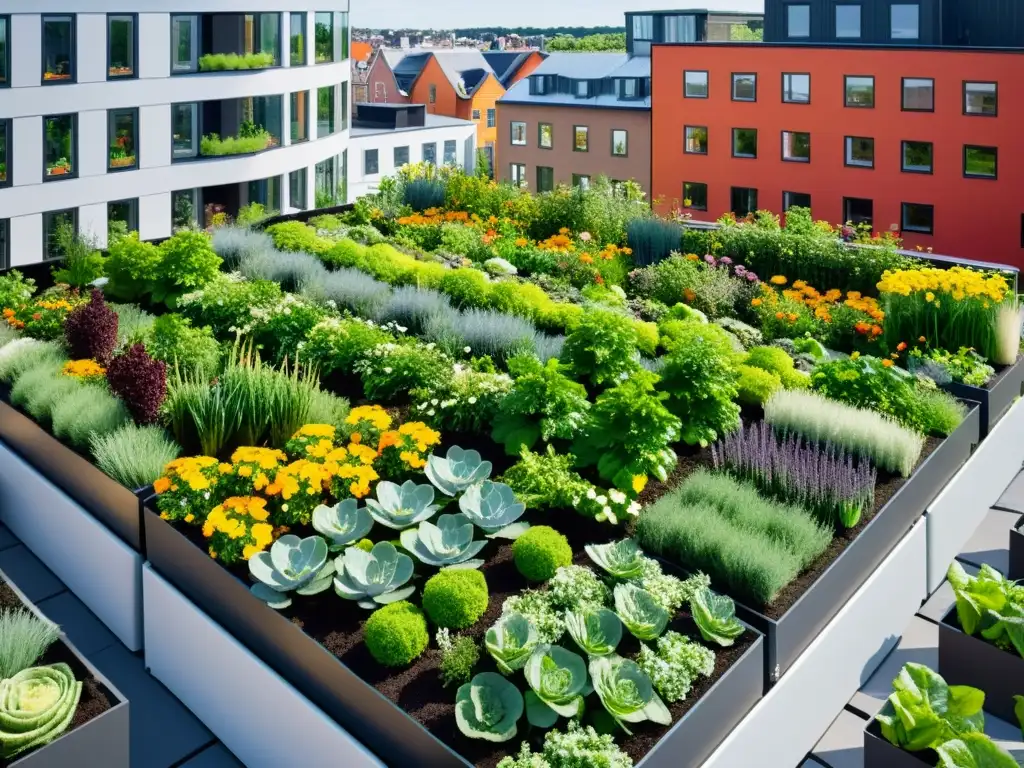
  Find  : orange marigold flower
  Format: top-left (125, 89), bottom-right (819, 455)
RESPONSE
top-left (919, 336), bottom-right (927, 343)
top-left (787, 313), bottom-right (798, 322)
top-left (770, 275), bottom-right (788, 285)
top-left (685, 253), bottom-right (699, 261)
top-left (897, 342), bottom-right (908, 352)
top-left (751, 298), bottom-right (763, 307)
top-left (871, 325), bottom-right (883, 337)
top-left (683, 289), bottom-right (695, 302)
top-left (775, 312), bottom-right (785, 320)
top-left (882, 359), bottom-right (894, 367)
top-left (153, 477), bottom-right (171, 494)
top-left (579, 254), bottom-right (594, 264)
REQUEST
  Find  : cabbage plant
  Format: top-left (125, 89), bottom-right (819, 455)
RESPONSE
top-left (312, 499), bottom-right (374, 551)
top-left (249, 535), bottom-right (335, 609)
top-left (585, 539), bottom-right (645, 580)
top-left (333, 542), bottom-right (415, 608)
top-left (935, 733), bottom-right (1018, 768)
top-left (876, 663), bottom-right (984, 752)
top-left (454, 672), bottom-right (524, 743)
top-left (0, 663), bottom-right (82, 759)
top-left (614, 583), bottom-right (669, 641)
top-left (400, 513), bottom-right (487, 569)
top-left (691, 587), bottom-right (744, 647)
top-left (565, 607), bottom-right (622, 657)
top-left (366, 480), bottom-right (439, 530)
top-left (523, 644), bottom-right (589, 728)
top-left (426, 446), bottom-right (492, 496)
top-left (458, 480), bottom-right (527, 538)
top-left (589, 654), bottom-right (672, 734)
top-left (485, 613), bottom-right (540, 675)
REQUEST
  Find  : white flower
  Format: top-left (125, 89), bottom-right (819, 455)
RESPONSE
top-left (426, 343), bottom-right (436, 350)
top-left (427, 409), bottom-right (436, 416)
top-left (464, 346), bottom-right (472, 353)
top-left (602, 507), bottom-right (617, 524)
top-left (383, 367), bottom-right (393, 374)
top-left (397, 325), bottom-right (408, 333)
top-left (628, 501), bottom-right (642, 516)
top-left (431, 399), bottom-right (439, 406)
top-left (283, 307), bottom-right (292, 315)
top-left (571, 497), bottom-right (581, 506)
top-left (586, 488), bottom-right (597, 500)
top-left (418, 403), bottom-right (428, 409)
top-left (467, 396), bottom-right (477, 404)
top-left (609, 489), bottom-right (626, 505)
top-left (595, 495), bottom-right (608, 506)
top-left (204, 492), bottom-right (210, 500)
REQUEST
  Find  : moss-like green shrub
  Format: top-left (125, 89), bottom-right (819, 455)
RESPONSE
top-left (744, 345), bottom-right (810, 390)
top-left (512, 525), bottom-right (573, 582)
top-left (364, 601), bottom-right (430, 667)
top-left (633, 320), bottom-right (660, 357)
top-left (422, 569), bottom-right (489, 629)
top-left (736, 364), bottom-right (782, 406)
top-left (439, 269), bottom-right (492, 309)
top-left (266, 222), bottom-right (332, 257)
top-left (323, 239), bottom-right (370, 270)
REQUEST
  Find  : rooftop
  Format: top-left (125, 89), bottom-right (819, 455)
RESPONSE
top-left (499, 53), bottom-right (652, 110)
top-left (349, 112), bottom-right (475, 138)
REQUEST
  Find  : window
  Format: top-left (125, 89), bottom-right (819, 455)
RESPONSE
top-left (576, 80), bottom-right (589, 97)
top-left (539, 123), bottom-right (553, 149)
top-left (108, 15), bottom-right (135, 78)
top-left (317, 85), bottom-right (336, 135)
top-left (108, 199), bottom-right (138, 236)
top-left (843, 197), bottom-right (873, 226)
top-left (364, 149), bottom-right (378, 175)
top-left (731, 187), bottom-right (758, 218)
top-left (43, 209), bottom-right (76, 261)
top-left (339, 148), bottom-right (347, 203)
top-left (664, 14), bottom-right (697, 42)
top-left (964, 146), bottom-right (997, 178)
top-left (845, 136), bottom-right (874, 168)
top-left (782, 131), bottom-right (810, 162)
top-left (632, 14), bottom-right (653, 55)
top-left (783, 191), bottom-right (811, 212)
top-left (619, 79), bottom-right (638, 99)
top-left (422, 142), bottom-right (436, 165)
top-left (902, 141), bottom-right (933, 173)
top-left (0, 120), bottom-right (9, 187)
top-left (245, 13), bottom-right (280, 65)
top-left (108, 109), bottom-right (138, 171)
top-left (574, 126), bottom-right (588, 152)
top-left (0, 16), bottom-right (8, 87)
top-left (314, 12), bottom-right (335, 63)
top-left (732, 128), bottom-right (757, 158)
top-left (339, 12), bottom-right (349, 60)
top-left (340, 87), bottom-right (348, 130)
top-left (443, 140), bottom-right (457, 165)
top-left (244, 94), bottom-right (283, 148)
top-left (684, 71), bottom-right (709, 98)
top-left (315, 156), bottom-right (337, 205)
top-left (787, 4), bottom-right (810, 37)
top-left (964, 82), bottom-right (997, 116)
top-left (782, 73), bottom-right (810, 104)
top-left (248, 176), bottom-right (282, 212)
top-left (845, 76), bottom-right (874, 107)
top-left (732, 73), bottom-right (756, 102)
top-left (683, 182), bottom-right (707, 211)
top-left (511, 121), bottom-right (527, 145)
top-left (172, 103), bottom-right (199, 160)
top-left (472, 109), bottom-right (481, 120)
top-left (290, 13), bottom-right (306, 66)
top-left (685, 126), bottom-right (708, 154)
top-left (536, 166), bottom-right (554, 193)
top-left (43, 115), bottom-right (76, 179)
top-left (393, 146), bottom-right (409, 168)
top-left (42, 16), bottom-right (75, 83)
top-left (510, 163), bottom-right (526, 187)
top-left (902, 78), bottom-right (934, 111)
top-left (0, 219), bottom-right (7, 270)
top-left (902, 202), bottom-right (933, 234)
top-left (291, 91), bottom-right (309, 143)
top-left (171, 189), bottom-right (198, 229)
top-left (487, 109), bottom-right (496, 128)
top-left (170, 15), bottom-right (198, 73)
top-left (289, 168), bottom-right (307, 210)
top-left (429, 84), bottom-right (436, 103)
top-left (891, 4), bottom-right (919, 39)
top-left (572, 174), bottom-right (590, 190)
top-left (835, 4), bottom-right (861, 38)
top-left (612, 129), bottom-right (628, 157)
top-left (530, 76), bottom-right (548, 95)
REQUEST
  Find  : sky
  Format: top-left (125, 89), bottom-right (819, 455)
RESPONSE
top-left (354, 0), bottom-right (765, 30)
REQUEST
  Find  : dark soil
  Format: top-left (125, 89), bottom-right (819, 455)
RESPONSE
top-left (0, 583), bottom-right (116, 767)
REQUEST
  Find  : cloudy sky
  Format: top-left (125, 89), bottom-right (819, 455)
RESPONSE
top-left (355, 0), bottom-right (765, 29)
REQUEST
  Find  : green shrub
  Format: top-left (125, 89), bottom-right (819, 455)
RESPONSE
top-left (439, 223), bottom-right (490, 261)
top-left (513, 526), bottom-right (572, 581)
top-left (323, 239), bottom-right (371, 269)
top-left (51, 386), bottom-right (130, 450)
top-left (657, 338), bottom-right (740, 447)
top-left (403, 178), bottom-right (446, 211)
top-left (630, 255), bottom-right (699, 306)
top-left (560, 310), bottom-right (639, 390)
top-left (176, 275), bottom-right (283, 337)
top-left (110, 303), bottom-right (156, 349)
top-left (659, 318), bottom-right (743, 361)
top-left (364, 601), bottom-right (430, 666)
top-left (439, 269), bottom-right (492, 309)
top-left (198, 51), bottom-right (274, 71)
top-left (308, 214), bottom-right (343, 231)
top-left (0, 270), bottom-right (36, 312)
top-left (105, 234), bottom-right (163, 302)
top-left (627, 218), bottom-right (683, 267)
top-left (715, 317), bottom-right (763, 349)
top-left (90, 424), bottom-right (181, 489)
top-left (152, 230), bottom-right (222, 307)
top-left (266, 222), bottom-right (333, 256)
top-left (437, 631), bottom-right (480, 687)
top-left (49, 223), bottom-right (106, 289)
top-left (306, 389), bottom-right (351, 431)
top-left (735, 364), bottom-right (782, 406)
top-left (633, 320), bottom-right (659, 357)
top-left (744, 346), bottom-right (809, 389)
top-left (200, 128), bottom-right (273, 157)
top-left (422, 569), bottom-right (489, 629)
top-left (147, 314), bottom-right (222, 378)
top-left (0, 340), bottom-right (65, 383)
top-left (303, 317), bottom-right (395, 377)
top-left (355, 341), bottom-right (454, 402)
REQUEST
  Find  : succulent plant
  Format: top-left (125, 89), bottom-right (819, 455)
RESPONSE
top-left (458, 480), bottom-right (527, 539)
top-left (333, 542), bottom-right (416, 609)
top-left (400, 513), bottom-right (487, 569)
top-left (523, 644), bottom-right (589, 728)
top-left (485, 613), bottom-right (540, 675)
top-left (426, 446), bottom-right (493, 496)
top-left (585, 539), bottom-right (646, 580)
top-left (454, 671), bottom-right (524, 743)
top-left (312, 499), bottom-right (374, 551)
top-left (690, 587), bottom-right (744, 647)
top-left (248, 535), bottom-right (335, 609)
top-left (614, 583), bottom-right (669, 641)
top-left (0, 663), bottom-right (82, 759)
top-left (589, 654), bottom-right (672, 734)
top-left (365, 480), bottom-right (439, 530)
top-left (565, 607), bottom-right (623, 657)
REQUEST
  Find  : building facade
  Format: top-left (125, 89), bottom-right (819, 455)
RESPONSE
top-left (0, 2), bottom-right (351, 267)
top-left (650, 43), bottom-right (1024, 265)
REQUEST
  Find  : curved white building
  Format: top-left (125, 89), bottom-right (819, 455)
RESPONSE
top-left (0, 2), bottom-right (351, 267)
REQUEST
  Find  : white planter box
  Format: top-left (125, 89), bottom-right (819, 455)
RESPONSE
top-left (925, 398), bottom-right (1024, 592)
top-left (142, 565), bottom-right (386, 768)
top-left (0, 442), bottom-right (142, 650)
top-left (701, 520), bottom-right (927, 768)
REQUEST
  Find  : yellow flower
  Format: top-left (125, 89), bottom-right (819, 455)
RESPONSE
top-left (925, 292), bottom-right (935, 302)
top-left (882, 359), bottom-right (894, 367)
top-left (851, 351), bottom-right (860, 360)
top-left (770, 275), bottom-right (788, 285)
top-left (632, 475), bottom-right (648, 494)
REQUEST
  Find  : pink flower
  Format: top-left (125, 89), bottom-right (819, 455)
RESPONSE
top-left (579, 231), bottom-right (592, 242)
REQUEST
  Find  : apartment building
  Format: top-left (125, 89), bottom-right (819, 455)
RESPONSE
top-left (0, 4), bottom-right (352, 267)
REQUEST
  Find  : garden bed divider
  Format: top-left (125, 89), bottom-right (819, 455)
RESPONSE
top-left (1008, 515), bottom-right (1024, 581)
top-left (942, 356), bottom-right (1024, 438)
top-left (862, 720), bottom-right (935, 768)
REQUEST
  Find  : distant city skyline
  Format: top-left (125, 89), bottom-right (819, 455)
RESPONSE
top-left (354, 0), bottom-right (764, 30)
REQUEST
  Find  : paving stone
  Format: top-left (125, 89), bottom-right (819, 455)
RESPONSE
top-left (995, 471), bottom-right (1024, 514)
top-left (36, 591), bottom-right (118, 657)
top-left (91, 644), bottom-right (213, 768)
top-left (178, 743), bottom-right (244, 768)
top-left (811, 710), bottom-right (868, 768)
top-left (0, 545), bottom-right (65, 603)
top-left (849, 617), bottom-right (938, 718)
top-left (917, 561), bottom-right (978, 624)
top-left (957, 507), bottom-right (1019, 574)
top-left (0, 524), bottom-right (17, 552)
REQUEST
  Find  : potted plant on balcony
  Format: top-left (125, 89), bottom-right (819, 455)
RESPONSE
top-left (109, 137), bottom-right (135, 169)
top-left (46, 158), bottom-right (72, 177)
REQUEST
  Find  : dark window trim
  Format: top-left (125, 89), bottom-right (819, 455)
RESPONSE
top-left (782, 191), bottom-right (812, 213)
top-left (169, 14), bottom-right (200, 75)
top-left (41, 14), bottom-right (77, 85)
top-left (393, 145), bottom-right (409, 167)
top-left (486, 108), bottom-right (496, 128)
top-left (573, 125), bottom-right (589, 152)
top-left (683, 69), bottom-right (709, 99)
top-left (538, 122), bottom-right (553, 149)
top-left (781, 130), bottom-right (810, 163)
top-left (0, 15), bottom-right (9, 89)
top-left (106, 13), bottom-right (139, 81)
top-left (900, 139), bottom-right (933, 175)
top-left (42, 113), bottom-right (78, 181)
top-left (731, 127), bottom-right (757, 159)
top-left (684, 125), bottom-right (708, 155)
top-left (170, 101), bottom-right (200, 162)
top-left (536, 165), bottom-right (554, 193)
top-left (781, 72), bottom-right (811, 104)
top-left (842, 196), bottom-right (874, 227)
top-left (43, 208), bottom-right (78, 261)
top-left (901, 202), bottom-right (934, 234)
top-left (428, 84), bottom-right (436, 103)
top-left (844, 135), bottom-right (874, 169)
top-left (844, 74), bottom-right (874, 108)
top-left (682, 181), bottom-right (708, 211)
top-left (611, 128), bottom-right (628, 157)
top-left (0, 119), bottom-right (10, 188)
top-left (290, 90), bottom-right (309, 144)
top-left (731, 72), bottom-right (757, 102)
top-left (107, 106), bottom-right (139, 172)
top-left (963, 144), bottom-right (998, 180)
top-left (0, 218), bottom-right (8, 270)
top-left (962, 80), bottom-right (998, 117)
top-left (510, 120), bottom-right (527, 146)
top-left (901, 76), bottom-right (934, 113)
top-left (890, 2), bottom-right (921, 41)
top-left (108, 197), bottom-right (139, 232)
top-left (784, 2), bottom-right (811, 38)
top-left (509, 162), bottom-right (526, 187)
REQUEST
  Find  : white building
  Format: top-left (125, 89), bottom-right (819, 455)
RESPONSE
top-left (0, 3), bottom-right (351, 267)
top-left (347, 103), bottom-right (476, 202)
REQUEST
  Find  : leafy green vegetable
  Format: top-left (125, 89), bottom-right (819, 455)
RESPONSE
top-left (585, 539), bottom-right (645, 580)
top-left (565, 608), bottom-right (623, 657)
top-left (589, 654), bottom-right (672, 735)
top-left (523, 644), bottom-right (589, 728)
top-left (690, 588), bottom-right (745, 647)
top-left (613, 584), bottom-right (669, 641)
top-left (947, 562), bottom-right (1024, 657)
top-left (486, 613), bottom-right (540, 675)
top-left (454, 672), bottom-right (524, 743)
top-left (935, 733), bottom-right (1019, 768)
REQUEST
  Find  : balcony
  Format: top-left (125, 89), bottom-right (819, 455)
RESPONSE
top-left (171, 13), bottom-right (281, 75)
top-left (172, 96), bottom-right (282, 162)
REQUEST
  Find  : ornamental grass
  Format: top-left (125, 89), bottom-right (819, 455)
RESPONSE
top-left (91, 424), bottom-right (182, 490)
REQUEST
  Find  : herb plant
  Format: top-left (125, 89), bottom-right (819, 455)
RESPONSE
top-left (437, 630), bottom-right (480, 688)
top-left (636, 631), bottom-right (715, 703)
top-left (496, 720), bottom-right (632, 768)
top-left (0, 609), bottom-right (60, 679)
top-left (559, 310), bottom-right (639, 390)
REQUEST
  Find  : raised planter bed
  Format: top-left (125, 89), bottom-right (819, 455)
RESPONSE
top-left (942, 355), bottom-right (1024, 438)
top-left (863, 719), bottom-right (937, 767)
top-left (735, 405), bottom-right (979, 685)
top-left (0, 568), bottom-right (129, 768)
top-left (143, 506), bottom-right (765, 768)
top-left (701, 519), bottom-right (927, 768)
top-left (1008, 515), bottom-right (1024, 581)
top-left (0, 442), bottom-right (143, 651)
top-left (926, 397), bottom-right (1024, 592)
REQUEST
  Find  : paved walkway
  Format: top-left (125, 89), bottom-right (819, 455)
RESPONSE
top-left (799, 470), bottom-right (1024, 768)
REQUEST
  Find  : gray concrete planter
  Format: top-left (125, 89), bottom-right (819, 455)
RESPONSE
top-left (942, 356), bottom-right (1024, 438)
top-left (863, 720), bottom-right (937, 767)
top-left (1008, 515), bottom-right (1024, 581)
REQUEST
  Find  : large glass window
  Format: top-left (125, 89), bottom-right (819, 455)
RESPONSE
top-left (289, 168), bottom-right (307, 210)
top-left (787, 4), bottom-right (810, 37)
top-left (339, 149), bottom-right (347, 203)
top-left (539, 123), bottom-right (553, 149)
top-left (572, 174), bottom-right (590, 190)
top-left (685, 126), bottom-right (708, 154)
top-left (108, 199), bottom-right (138, 237)
top-left (902, 140), bottom-right (933, 173)
top-left (172, 189), bottom-right (198, 229)
top-left (612, 129), bottom-right (628, 157)
top-left (443, 140), bottom-right (457, 165)
top-left (315, 156), bottom-right (337, 206)
top-left (423, 143), bottom-right (437, 165)
top-left (317, 86), bottom-right (336, 135)
top-left (315, 12), bottom-right (335, 63)
top-left (511, 121), bottom-right (527, 145)
top-left (631, 14), bottom-right (653, 54)
top-left (243, 95), bottom-right (283, 148)
top-left (248, 176), bottom-right (281, 211)
top-left (835, 4), bottom-right (861, 38)
top-left (108, 108), bottom-right (138, 171)
top-left (664, 15), bottom-right (697, 42)
top-left (683, 181), bottom-right (707, 211)
top-left (731, 187), bottom-right (758, 218)
top-left (510, 163), bottom-right (526, 187)
top-left (487, 109), bottom-right (496, 128)
top-left (844, 197), bottom-right (873, 226)
top-left (964, 82), bottom-right (997, 116)
top-left (0, 120), bottom-right (9, 187)
top-left (43, 115), bottom-right (76, 179)
top-left (732, 128), bottom-right (757, 158)
top-left (845, 76), bottom-right (874, 107)
top-left (291, 91), bottom-right (308, 143)
top-left (684, 71), bottom-right (708, 98)
top-left (394, 146), bottom-right (409, 167)
top-left (245, 13), bottom-right (280, 65)
top-left (902, 202), bottom-right (933, 234)
top-left (536, 166), bottom-right (554, 193)
top-left (107, 15), bottom-right (135, 78)
top-left (172, 103), bottom-right (199, 160)
top-left (964, 146), bottom-right (997, 178)
top-left (902, 78), bottom-right (934, 111)
top-left (783, 73), bottom-right (810, 103)
top-left (44, 209), bottom-right (76, 261)
top-left (891, 4), bottom-right (919, 39)
top-left (340, 88), bottom-right (348, 130)
top-left (782, 131), bottom-right (810, 162)
top-left (783, 191), bottom-right (812, 212)
top-left (339, 12), bottom-right (349, 59)
top-left (0, 16), bottom-right (8, 87)
top-left (845, 136), bottom-right (874, 168)
top-left (171, 15), bottom-right (198, 73)
top-left (573, 126), bottom-right (588, 152)
top-left (363, 149), bottom-right (378, 175)
top-left (732, 73), bottom-right (756, 101)
top-left (290, 13), bottom-right (306, 66)
top-left (42, 15), bottom-right (75, 82)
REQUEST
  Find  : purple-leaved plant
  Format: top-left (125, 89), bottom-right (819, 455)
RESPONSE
top-left (64, 288), bottom-right (118, 365)
top-left (711, 421), bottom-right (876, 529)
top-left (106, 344), bottom-right (167, 425)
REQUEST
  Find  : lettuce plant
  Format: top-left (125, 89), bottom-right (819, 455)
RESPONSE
top-left (589, 654), bottom-right (672, 734)
top-left (485, 613), bottom-right (540, 675)
top-left (691, 588), bottom-right (745, 647)
top-left (248, 535), bottom-right (334, 609)
top-left (947, 562), bottom-right (1024, 657)
top-left (332, 542), bottom-right (415, 609)
top-left (935, 733), bottom-right (1018, 768)
top-left (613, 584), bottom-right (669, 641)
top-left (458, 481), bottom-right (527, 538)
top-left (425, 446), bottom-right (492, 496)
top-left (565, 608), bottom-right (622, 657)
top-left (365, 480), bottom-right (439, 530)
top-left (585, 539), bottom-right (645, 580)
top-left (312, 500), bottom-right (374, 551)
top-left (400, 513), bottom-right (487, 568)
top-left (0, 663), bottom-right (82, 759)
top-left (455, 672), bottom-right (524, 743)
top-left (523, 644), bottom-right (589, 727)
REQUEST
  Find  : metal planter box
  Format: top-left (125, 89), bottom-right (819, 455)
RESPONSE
top-left (0, 401), bottom-right (148, 552)
top-left (863, 720), bottom-right (936, 768)
top-left (1, 569), bottom-right (130, 768)
top-left (1008, 515), bottom-right (1024, 581)
top-left (943, 356), bottom-right (1024, 438)
top-left (143, 507), bottom-right (765, 768)
top-left (938, 606), bottom-right (1023, 725)
top-left (736, 406), bottom-right (979, 684)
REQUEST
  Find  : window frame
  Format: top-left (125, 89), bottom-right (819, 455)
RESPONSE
top-left (0, 119), bottom-right (10, 188)
top-left (107, 107), bottom-right (139, 172)
top-left (42, 113), bottom-right (78, 181)
top-left (683, 181), bottom-right (708, 211)
top-left (107, 198), bottom-right (138, 235)
top-left (429, 84), bottom-right (436, 103)
top-left (510, 162), bottom-right (526, 187)
top-left (171, 102), bottom-right (199, 161)
top-left (844, 135), bottom-right (875, 168)
top-left (573, 125), bottom-right (588, 153)
top-left (783, 191), bottom-right (812, 213)
top-left (782, 72), bottom-right (810, 104)
top-left (684, 70), bottom-right (709, 98)
top-left (291, 90), bottom-right (309, 143)
top-left (611, 129), bottom-right (628, 157)
top-left (171, 188), bottom-right (200, 229)
top-left (41, 14), bottom-right (76, 84)
top-left (731, 72), bottom-right (757, 102)
top-left (538, 122), bottom-right (553, 149)
top-left (901, 140), bottom-right (933, 174)
top-left (422, 142), bottom-right (437, 166)
top-left (835, 3), bottom-right (862, 38)
top-left (314, 12), bottom-right (335, 64)
top-left (732, 127), bottom-right (758, 159)
top-left (107, 14), bottom-right (137, 80)
top-left (684, 125), bottom-right (708, 155)
top-left (730, 187), bottom-right (758, 218)
top-left (472, 109), bottom-right (481, 120)
top-left (364, 148), bottom-right (379, 175)
top-left (963, 81), bottom-right (998, 117)
top-left (890, 3), bottom-right (920, 40)
top-left (901, 202), bottom-right (934, 234)
top-left (290, 12), bottom-right (307, 67)
top-left (536, 165), bottom-right (554, 193)
top-left (170, 14), bottom-right (199, 74)
top-left (901, 77), bottom-right (934, 112)
top-left (786, 3), bottom-right (811, 38)
top-left (486, 108), bottom-right (496, 128)
top-left (963, 145), bottom-right (997, 180)
top-left (443, 139), bottom-right (457, 165)
top-left (781, 130), bottom-right (811, 163)
top-left (844, 75), bottom-right (875, 108)
top-left (43, 208), bottom-right (78, 261)
top-left (289, 167), bottom-right (308, 210)
top-left (843, 196), bottom-right (874, 227)
top-left (510, 121), bottom-right (527, 146)
top-left (571, 173), bottom-right (590, 190)
top-left (0, 218), bottom-right (8, 271)
top-left (393, 145), bottom-right (409, 168)
top-left (0, 15), bottom-right (9, 88)
top-left (317, 84), bottom-right (336, 136)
